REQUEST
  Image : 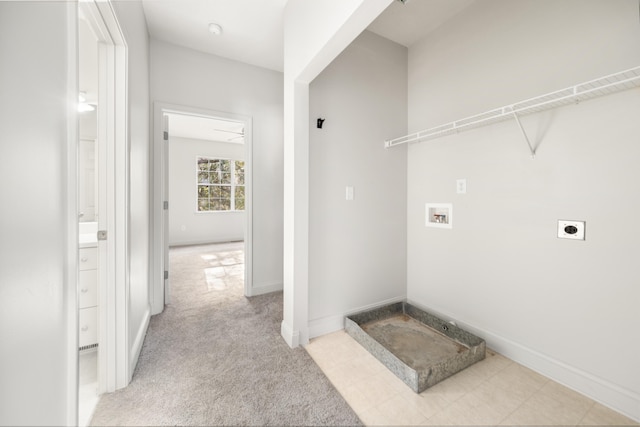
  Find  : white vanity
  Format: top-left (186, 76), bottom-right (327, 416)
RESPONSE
top-left (78, 221), bottom-right (100, 427)
top-left (79, 222), bottom-right (98, 349)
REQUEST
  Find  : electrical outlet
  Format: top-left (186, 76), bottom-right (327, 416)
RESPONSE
top-left (558, 220), bottom-right (585, 240)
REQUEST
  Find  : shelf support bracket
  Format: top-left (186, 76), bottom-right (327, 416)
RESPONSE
top-left (512, 112), bottom-right (536, 159)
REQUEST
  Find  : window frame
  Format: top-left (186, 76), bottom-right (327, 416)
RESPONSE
top-left (196, 156), bottom-right (245, 213)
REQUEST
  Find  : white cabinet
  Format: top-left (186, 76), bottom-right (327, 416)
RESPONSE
top-left (79, 270), bottom-right (97, 309)
top-left (79, 246), bottom-right (98, 348)
top-left (79, 306), bottom-right (98, 347)
top-left (79, 247), bottom-right (98, 270)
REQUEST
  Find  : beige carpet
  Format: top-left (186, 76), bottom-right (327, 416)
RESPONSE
top-left (90, 242), bottom-right (362, 426)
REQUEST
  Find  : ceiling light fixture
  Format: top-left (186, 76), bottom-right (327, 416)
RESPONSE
top-left (208, 23), bottom-right (223, 36)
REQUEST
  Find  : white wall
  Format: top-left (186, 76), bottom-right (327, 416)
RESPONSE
top-left (111, 0), bottom-right (151, 379)
top-left (168, 136), bottom-right (244, 245)
top-left (282, 0), bottom-right (392, 347)
top-left (78, 17), bottom-right (97, 142)
top-left (150, 40), bottom-right (284, 292)
top-left (0, 2), bottom-right (76, 425)
top-left (408, 0), bottom-right (640, 131)
top-left (406, 0), bottom-right (640, 419)
top-left (308, 30), bottom-right (407, 337)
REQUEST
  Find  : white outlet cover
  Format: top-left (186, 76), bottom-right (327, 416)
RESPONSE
top-left (557, 220), bottom-right (585, 240)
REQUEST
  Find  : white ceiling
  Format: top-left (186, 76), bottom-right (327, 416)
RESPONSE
top-left (141, 0), bottom-right (288, 72)
top-left (140, 0), bottom-right (476, 139)
top-left (140, 0), bottom-right (476, 73)
top-left (368, 0), bottom-right (476, 47)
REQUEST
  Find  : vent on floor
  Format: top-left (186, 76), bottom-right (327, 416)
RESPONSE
top-left (79, 343), bottom-right (99, 351)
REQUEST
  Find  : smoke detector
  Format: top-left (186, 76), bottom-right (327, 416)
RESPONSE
top-left (208, 23), bottom-right (223, 36)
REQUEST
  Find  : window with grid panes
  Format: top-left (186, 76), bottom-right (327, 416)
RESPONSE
top-left (196, 157), bottom-right (245, 212)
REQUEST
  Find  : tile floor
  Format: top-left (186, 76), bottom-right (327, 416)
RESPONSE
top-left (305, 330), bottom-right (638, 426)
top-left (79, 348), bottom-right (99, 427)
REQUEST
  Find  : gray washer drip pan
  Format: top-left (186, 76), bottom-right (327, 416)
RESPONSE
top-left (345, 302), bottom-right (485, 393)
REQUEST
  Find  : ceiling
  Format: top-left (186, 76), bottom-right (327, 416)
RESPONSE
top-left (368, 0), bottom-right (476, 47)
top-left (141, 0), bottom-right (288, 72)
top-left (141, 0), bottom-right (476, 73)
top-left (140, 0), bottom-right (476, 141)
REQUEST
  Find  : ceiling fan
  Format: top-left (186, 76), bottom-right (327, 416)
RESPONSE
top-left (212, 127), bottom-right (244, 142)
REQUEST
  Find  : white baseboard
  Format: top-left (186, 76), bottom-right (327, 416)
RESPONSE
top-left (406, 299), bottom-right (640, 423)
top-left (308, 295), bottom-right (406, 340)
top-left (308, 313), bottom-right (345, 339)
top-left (129, 306), bottom-right (150, 378)
top-left (481, 326), bottom-right (640, 422)
top-left (250, 280), bottom-right (282, 296)
top-left (169, 238), bottom-right (243, 247)
top-left (281, 320), bottom-right (300, 348)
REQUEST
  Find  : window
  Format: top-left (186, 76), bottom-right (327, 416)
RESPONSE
top-left (196, 157), bottom-right (245, 212)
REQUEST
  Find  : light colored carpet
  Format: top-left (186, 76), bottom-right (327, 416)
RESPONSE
top-left (90, 242), bottom-right (362, 426)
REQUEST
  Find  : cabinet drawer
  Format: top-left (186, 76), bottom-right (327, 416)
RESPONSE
top-left (79, 306), bottom-right (98, 347)
top-left (79, 247), bottom-right (97, 271)
top-left (79, 270), bottom-right (97, 309)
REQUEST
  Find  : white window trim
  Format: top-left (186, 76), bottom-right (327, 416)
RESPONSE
top-left (196, 156), bottom-right (245, 213)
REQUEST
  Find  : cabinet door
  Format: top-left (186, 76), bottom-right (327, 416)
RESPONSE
top-left (78, 270), bottom-right (97, 309)
top-left (79, 247), bottom-right (98, 271)
top-left (79, 306), bottom-right (98, 347)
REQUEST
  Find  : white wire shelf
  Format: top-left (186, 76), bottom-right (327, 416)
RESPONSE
top-left (385, 65), bottom-right (640, 149)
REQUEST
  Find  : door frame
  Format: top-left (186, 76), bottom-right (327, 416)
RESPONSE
top-left (151, 102), bottom-right (254, 315)
top-left (75, 0), bottom-right (130, 406)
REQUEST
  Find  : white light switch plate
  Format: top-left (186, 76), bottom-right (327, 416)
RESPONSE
top-left (558, 220), bottom-right (585, 240)
top-left (345, 186), bottom-right (354, 201)
top-left (456, 179), bottom-right (467, 194)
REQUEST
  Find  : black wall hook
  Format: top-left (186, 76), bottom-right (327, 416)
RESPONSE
top-left (317, 118), bottom-right (325, 129)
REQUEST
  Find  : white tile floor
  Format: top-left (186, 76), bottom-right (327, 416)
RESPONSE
top-left (305, 330), bottom-right (639, 426)
top-left (78, 348), bottom-right (99, 427)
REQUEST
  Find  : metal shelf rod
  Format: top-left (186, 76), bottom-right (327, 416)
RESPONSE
top-left (385, 65), bottom-right (640, 149)
top-left (512, 113), bottom-right (536, 159)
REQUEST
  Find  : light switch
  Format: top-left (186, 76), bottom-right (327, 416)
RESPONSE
top-left (346, 186), bottom-right (354, 201)
top-left (456, 179), bottom-right (467, 194)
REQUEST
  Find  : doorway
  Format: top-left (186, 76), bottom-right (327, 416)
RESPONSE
top-left (152, 105), bottom-right (253, 315)
top-left (75, 1), bottom-right (129, 425)
top-left (77, 12), bottom-right (99, 426)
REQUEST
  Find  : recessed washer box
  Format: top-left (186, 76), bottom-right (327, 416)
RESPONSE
top-left (425, 203), bottom-right (452, 229)
top-left (558, 220), bottom-right (585, 240)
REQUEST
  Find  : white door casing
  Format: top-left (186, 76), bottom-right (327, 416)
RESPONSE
top-left (152, 103), bottom-right (254, 315)
top-left (162, 113), bottom-right (170, 305)
top-left (76, 0), bottom-right (130, 405)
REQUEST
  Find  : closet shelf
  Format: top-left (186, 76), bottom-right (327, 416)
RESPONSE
top-left (385, 65), bottom-right (640, 148)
